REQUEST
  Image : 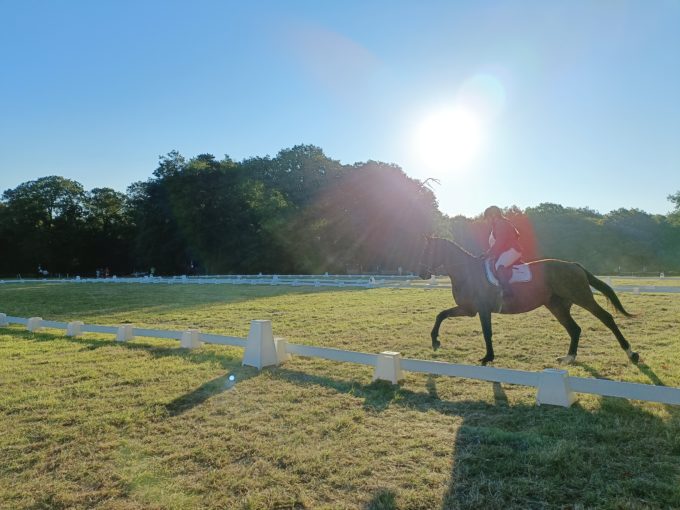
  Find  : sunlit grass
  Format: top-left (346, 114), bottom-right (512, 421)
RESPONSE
top-left (1, 283), bottom-right (679, 509)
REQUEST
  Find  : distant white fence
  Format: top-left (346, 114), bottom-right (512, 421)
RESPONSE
top-left (0, 274), bottom-right (403, 289)
top-left (2, 274), bottom-right (680, 293)
top-left (2, 312), bottom-right (679, 409)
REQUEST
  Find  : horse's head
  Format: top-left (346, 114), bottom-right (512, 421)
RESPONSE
top-left (418, 236), bottom-right (442, 280)
top-left (418, 236), bottom-right (473, 279)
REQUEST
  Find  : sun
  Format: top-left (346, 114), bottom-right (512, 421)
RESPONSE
top-left (414, 106), bottom-right (485, 174)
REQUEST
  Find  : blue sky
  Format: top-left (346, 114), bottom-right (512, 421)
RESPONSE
top-left (1, 0), bottom-right (678, 217)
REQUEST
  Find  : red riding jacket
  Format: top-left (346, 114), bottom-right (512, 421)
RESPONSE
top-left (488, 217), bottom-right (521, 258)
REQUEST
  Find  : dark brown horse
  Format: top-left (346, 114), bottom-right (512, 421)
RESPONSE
top-left (418, 236), bottom-right (639, 365)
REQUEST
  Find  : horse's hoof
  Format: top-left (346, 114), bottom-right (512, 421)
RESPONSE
top-left (557, 354), bottom-right (576, 365)
top-left (630, 351), bottom-right (640, 364)
top-left (432, 339), bottom-right (441, 351)
top-left (479, 356), bottom-right (493, 365)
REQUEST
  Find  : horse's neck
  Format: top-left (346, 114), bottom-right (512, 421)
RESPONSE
top-left (438, 240), bottom-right (473, 271)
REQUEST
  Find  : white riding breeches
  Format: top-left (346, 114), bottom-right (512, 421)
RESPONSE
top-left (495, 248), bottom-right (521, 270)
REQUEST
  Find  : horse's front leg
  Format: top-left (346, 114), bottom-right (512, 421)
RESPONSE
top-left (430, 306), bottom-right (474, 351)
top-left (478, 310), bottom-right (494, 365)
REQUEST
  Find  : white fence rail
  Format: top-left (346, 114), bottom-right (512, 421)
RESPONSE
top-left (2, 274), bottom-right (680, 293)
top-left (1, 312), bottom-right (679, 408)
top-left (0, 275), bottom-right (399, 289)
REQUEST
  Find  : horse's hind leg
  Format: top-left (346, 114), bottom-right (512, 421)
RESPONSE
top-left (430, 306), bottom-right (475, 351)
top-left (579, 296), bottom-right (639, 364)
top-left (546, 296), bottom-right (581, 364)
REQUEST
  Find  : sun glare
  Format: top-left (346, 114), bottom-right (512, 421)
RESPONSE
top-left (414, 106), bottom-right (485, 174)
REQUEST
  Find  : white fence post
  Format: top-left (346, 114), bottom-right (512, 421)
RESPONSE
top-left (373, 351), bottom-right (404, 385)
top-left (4, 311), bottom-right (680, 408)
top-left (180, 329), bottom-right (202, 349)
top-left (66, 321), bottom-right (84, 337)
top-left (27, 317), bottom-right (43, 332)
top-left (242, 320), bottom-right (280, 370)
top-left (536, 369), bottom-right (577, 407)
top-left (116, 324), bottom-right (134, 342)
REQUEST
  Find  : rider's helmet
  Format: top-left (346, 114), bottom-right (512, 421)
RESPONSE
top-left (483, 205), bottom-right (502, 220)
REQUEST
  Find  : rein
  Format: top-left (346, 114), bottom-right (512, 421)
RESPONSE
top-left (419, 257), bottom-right (477, 274)
top-left (420, 237), bottom-right (484, 275)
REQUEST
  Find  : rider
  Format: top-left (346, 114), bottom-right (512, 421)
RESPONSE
top-left (483, 206), bottom-right (522, 298)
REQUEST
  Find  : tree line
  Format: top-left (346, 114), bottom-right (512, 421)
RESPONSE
top-left (1, 144), bottom-right (679, 277)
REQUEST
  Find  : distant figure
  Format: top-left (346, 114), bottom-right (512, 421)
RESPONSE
top-left (150, 267), bottom-right (156, 277)
top-left (483, 206), bottom-right (523, 297)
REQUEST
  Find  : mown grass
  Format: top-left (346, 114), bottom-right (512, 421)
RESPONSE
top-left (1, 283), bottom-right (679, 509)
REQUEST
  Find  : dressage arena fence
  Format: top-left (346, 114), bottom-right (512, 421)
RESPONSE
top-left (2, 313), bottom-right (680, 409)
top-left (2, 274), bottom-right (680, 293)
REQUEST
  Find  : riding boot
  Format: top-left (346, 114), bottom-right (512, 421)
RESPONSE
top-left (497, 266), bottom-right (514, 298)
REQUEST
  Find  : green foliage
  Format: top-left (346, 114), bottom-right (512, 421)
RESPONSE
top-left (0, 146), bottom-right (443, 276)
top-left (1, 176), bottom-right (86, 275)
top-left (2, 154), bottom-right (680, 277)
top-left (668, 190), bottom-right (680, 212)
top-left (443, 203), bottom-right (680, 274)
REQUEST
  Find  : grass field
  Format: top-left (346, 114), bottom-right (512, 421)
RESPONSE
top-left (1, 283), bottom-right (679, 509)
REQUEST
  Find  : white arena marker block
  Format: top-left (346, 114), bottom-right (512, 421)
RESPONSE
top-left (116, 324), bottom-right (134, 342)
top-left (0, 313), bottom-right (7, 327)
top-left (180, 329), bottom-right (202, 349)
top-left (27, 317), bottom-right (43, 332)
top-left (274, 337), bottom-right (291, 364)
top-left (536, 369), bottom-right (577, 408)
top-left (66, 321), bottom-right (84, 337)
top-left (242, 320), bottom-right (279, 370)
top-left (373, 351), bottom-right (404, 385)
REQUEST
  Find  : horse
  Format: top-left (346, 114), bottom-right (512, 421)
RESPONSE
top-left (418, 236), bottom-right (639, 365)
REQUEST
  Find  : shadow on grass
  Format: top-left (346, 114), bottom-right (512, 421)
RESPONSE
top-left (273, 366), bottom-right (680, 509)
top-left (364, 489), bottom-right (397, 510)
top-left (635, 362), bottom-right (666, 386)
top-left (164, 367), bottom-right (258, 417)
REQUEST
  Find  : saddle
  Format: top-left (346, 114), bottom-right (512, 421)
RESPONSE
top-left (484, 258), bottom-right (532, 287)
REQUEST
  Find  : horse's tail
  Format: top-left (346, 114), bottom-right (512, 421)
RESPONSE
top-left (578, 265), bottom-right (634, 317)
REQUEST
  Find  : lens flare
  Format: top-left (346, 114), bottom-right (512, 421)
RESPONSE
top-left (414, 106), bottom-right (484, 173)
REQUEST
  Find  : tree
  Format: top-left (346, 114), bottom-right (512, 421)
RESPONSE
top-left (153, 150), bottom-right (187, 179)
top-left (668, 190), bottom-right (680, 212)
top-left (296, 161), bottom-right (441, 273)
top-left (1, 176), bottom-right (86, 275)
top-left (81, 188), bottom-right (134, 274)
